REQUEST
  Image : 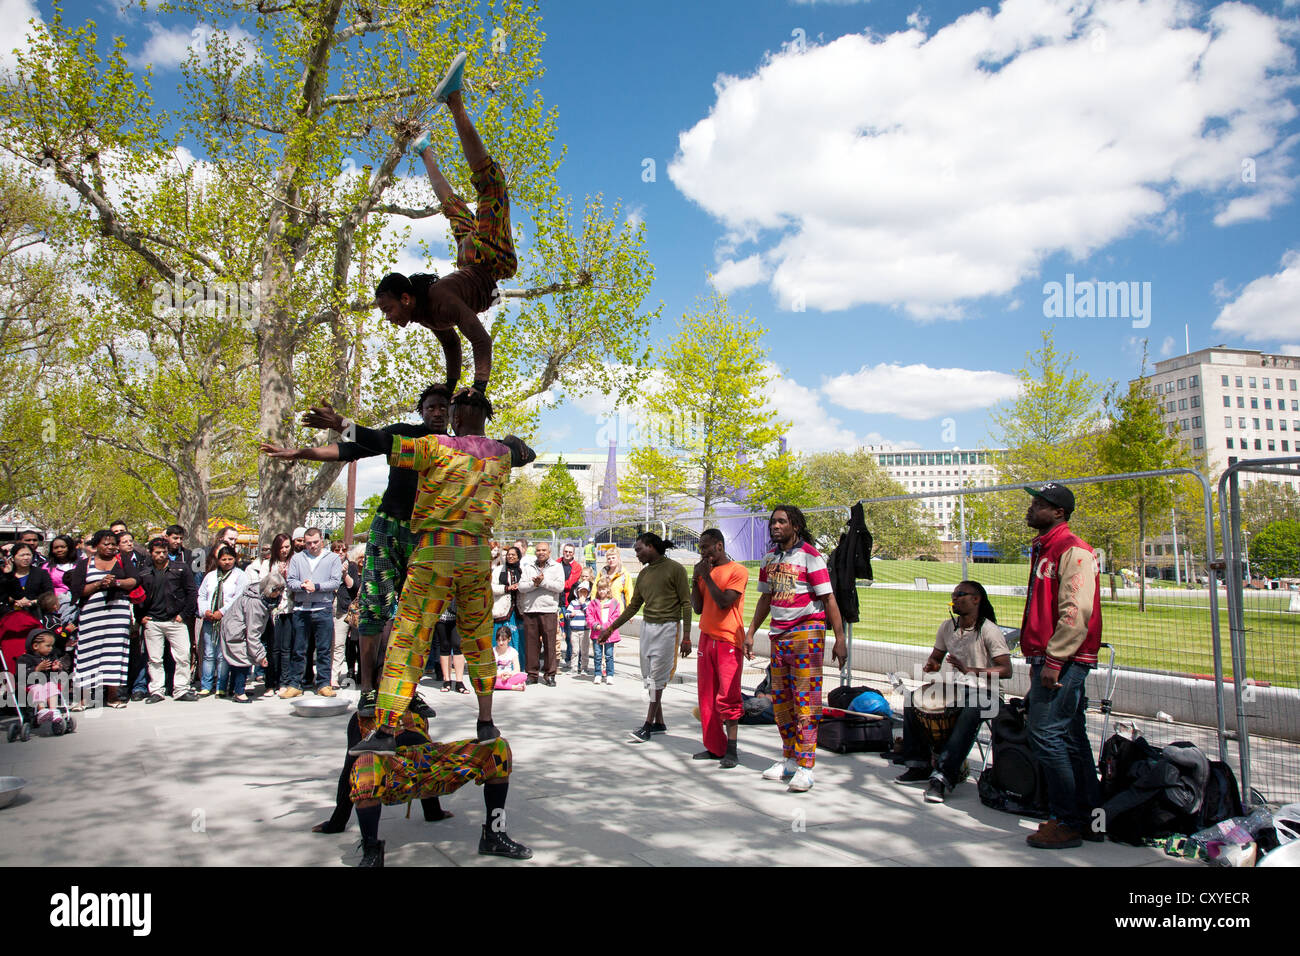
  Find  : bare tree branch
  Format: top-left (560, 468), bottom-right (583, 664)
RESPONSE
top-left (139, 232), bottom-right (225, 275)
top-left (500, 272), bottom-right (594, 300)
top-left (322, 86), bottom-right (418, 108)
top-left (334, 17), bottom-right (401, 43)
top-left (373, 202), bottom-right (443, 219)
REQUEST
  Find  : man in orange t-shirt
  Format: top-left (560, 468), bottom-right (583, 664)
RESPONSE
top-left (689, 528), bottom-right (750, 768)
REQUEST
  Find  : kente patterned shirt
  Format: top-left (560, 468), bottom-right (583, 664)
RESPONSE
top-left (390, 434), bottom-right (512, 538)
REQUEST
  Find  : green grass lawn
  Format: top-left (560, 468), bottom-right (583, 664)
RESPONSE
top-left (698, 560), bottom-right (1300, 689)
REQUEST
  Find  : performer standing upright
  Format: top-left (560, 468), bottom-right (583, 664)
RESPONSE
top-left (351, 389), bottom-right (534, 755)
top-left (260, 384), bottom-right (451, 716)
top-left (745, 506), bottom-right (847, 793)
top-left (374, 53), bottom-right (516, 396)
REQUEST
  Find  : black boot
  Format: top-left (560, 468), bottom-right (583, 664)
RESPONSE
top-left (478, 824), bottom-right (533, 860)
top-left (720, 741), bottom-right (739, 769)
top-left (349, 728), bottom-right (399, 756)
top-left (408, 695), bottom-right (436, 719)
top-left (476, 719), bottom-right (499, 743)
top-left (359, 838), bottom-right (385, 867)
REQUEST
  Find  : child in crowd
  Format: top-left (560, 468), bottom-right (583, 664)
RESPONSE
top-left (585, 581), bottom-right (621, 685)
top-left (14, 627), bottom-right (72, 731)
top-left (493, 628), bottom-right (526, 691)
top-left (564, 581), bottom-right (593, 677)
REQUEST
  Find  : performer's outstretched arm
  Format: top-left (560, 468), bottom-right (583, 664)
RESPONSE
top-left (433, 325), bottom-right (463, 393)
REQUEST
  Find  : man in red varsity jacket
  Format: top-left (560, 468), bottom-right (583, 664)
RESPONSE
top-left (1019, 482), bottom-right (1103, 850)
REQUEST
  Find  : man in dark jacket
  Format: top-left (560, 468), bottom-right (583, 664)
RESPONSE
top-left (138, 537), bottom-right (199, 702)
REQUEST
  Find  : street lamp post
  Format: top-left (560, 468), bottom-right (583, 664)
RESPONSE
top-left (954, 446), bottom-right (968, 581)
top-left (1243, 530), bottom-right (1252, 582)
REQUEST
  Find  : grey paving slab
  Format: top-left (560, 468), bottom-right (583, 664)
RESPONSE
top-left (0, 650), bottom-right (1192, 867)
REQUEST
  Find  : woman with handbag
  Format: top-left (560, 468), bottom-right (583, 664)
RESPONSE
top-left (491, 546), bottom-right (525, 672)
top-left (61, 530), bottom-right (140, 709)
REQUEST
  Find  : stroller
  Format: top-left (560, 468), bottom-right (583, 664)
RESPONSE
top-left (1, 631), bottom-right (77, 742)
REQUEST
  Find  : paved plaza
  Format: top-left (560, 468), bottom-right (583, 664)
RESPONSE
top-left (1, 638), bottom-right (1190, 867)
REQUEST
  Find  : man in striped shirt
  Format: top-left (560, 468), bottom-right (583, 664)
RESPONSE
top-left (745, 505), bottom-right (847, 792)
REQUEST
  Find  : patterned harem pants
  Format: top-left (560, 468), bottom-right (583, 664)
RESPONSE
top-left (443, 155), bottom-right (517, 281)
top-left (358, 509), bottom-right (415, 638)
top-left (376, 529), bottom-right (494, 730)
top-left (770, 627), bottom-right (825, 769)
top-left (350, 736), bottom-right (511, 805)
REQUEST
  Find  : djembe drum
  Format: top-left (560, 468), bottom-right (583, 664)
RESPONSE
top-left (912, 681), bottom-right (961, 755)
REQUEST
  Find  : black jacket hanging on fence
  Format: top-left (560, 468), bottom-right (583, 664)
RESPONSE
top-left (827, 502), bottom-right (873, 625)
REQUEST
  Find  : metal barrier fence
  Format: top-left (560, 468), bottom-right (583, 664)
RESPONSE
top-left (1218, 456), bottom-right (1300, 807)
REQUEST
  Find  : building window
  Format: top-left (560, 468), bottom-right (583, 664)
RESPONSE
top-left (1239, 417), bottom-right (1247, 428)
top-left (1255, 439), bottom-right (1262, 450)
top-left (1167, 400), bottom-right (1176, 412)
top-left (1226, 438), bottom-right (1234, 449)
top-left (1266, 398), bottom-right (1274, 410)
top-left (1249, 377), bottom-right (1257, 388)
top-left (1179, 399), bottom-right (1188, 411)
top-left (1223, 395), bottom-right (1231, 407)
top-left (1180, 418), bottom-right (1189, 430)
top-left (1251, 397), bottom-right (1259, 409)
top-left (1221, 375), bottom-right (1230, 386)
top-left (1285, 441), bottom-right (1292, 452)
top-left (1236, 376), bottom-right (1244, 387)
top-left (1225, 416), bottom-right (1233, 428)
top-left (1263, 378), bottom-right (1271, 389)
top-left (1191, 396), bottom-right (1199, 408)
top-left (1276, 378), bottom-right (1284, 390)
top-left (1178, 378), bottom-right (1186, 390)
top-left (1268, 440), bottom-right (1276, 451)
top-left (1254, 418), bottom-right (1261, 430)
top-left (1237, 396), bottom-right (1245, 408)
top-left (1291, 379), bottom-right (1297, 391)
top-left (1192, 416), bottom-right (1201, 428)
top-left (1193, 437), bottom-right (1204, 450)
top-left (1267, 419), bottom-right (1274, 431)
top-left (1190, 374), bottom-right (1199, 387)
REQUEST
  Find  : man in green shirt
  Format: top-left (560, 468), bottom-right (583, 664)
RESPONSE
top-left (595, 532), bottom-right (691, 743)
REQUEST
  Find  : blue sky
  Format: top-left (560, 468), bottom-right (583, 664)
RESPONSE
top-left (8, 0), bottom-right (1300, 502)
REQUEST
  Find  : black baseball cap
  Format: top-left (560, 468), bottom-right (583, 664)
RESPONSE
top-left (1024, 482), bottom-right (1075, 515)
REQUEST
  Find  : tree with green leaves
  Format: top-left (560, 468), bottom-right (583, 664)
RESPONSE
top-left (617, 444), bottom-right (688, 525)
top-left (639, 290), bottom-right (785, 519)
top-left (0, 1), bottom-right (656, 539)
top-left (1240, 481), bottom-right (1300, 534)
top-left (973, 329), bottom-right (1109, 562)
top-left (798, 449), bottom-right (938, 557)
top-left (1098, 347), bottom-right (1196, 610)
top-left (531, 457), bottom-right (585, 528)
top-left (1250, 519), bottom-right (1300, 579)
top-left (748, 450), bottom-right (815, 514)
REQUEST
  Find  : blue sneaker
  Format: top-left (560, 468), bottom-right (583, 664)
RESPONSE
top-left (433, 51), bottom-right (468, 104)
top-left (412, 130), bottom-right (432, 154)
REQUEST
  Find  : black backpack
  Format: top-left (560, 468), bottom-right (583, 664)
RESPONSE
top-left (977, 698), bottom-right (1049, 819)
top-left (1199, 760), bottom-right (1243, 830)
top-left (1101, 739), bottom-right (1214, 845)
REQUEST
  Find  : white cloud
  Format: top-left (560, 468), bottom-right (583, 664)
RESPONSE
top-left (1279, 344), bottom-right (1300, 356)
top-left (131, 22), bottom-right (258, 71)
top-left (764, 364), bottom-right (863, 453)
top-left (670, 0), bottom-right (1299, 318)
top-left (711, 254), bottom-right (769, 293)
top-left (1159, 335), bottom-right (1176, 357)
top-left (822, 362), bottom-right (1022, 419)
top-left (624, 204), bottom-right (645, 229)
top-left (1212, 249), bottom-right (1300, 342)
top-left (0, 0), bottom-right (42, 78)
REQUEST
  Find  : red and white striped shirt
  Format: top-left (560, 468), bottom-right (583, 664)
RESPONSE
top-left (757, 541), bottom-right (833, 634)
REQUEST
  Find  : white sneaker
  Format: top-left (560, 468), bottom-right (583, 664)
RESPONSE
top-left (762, 759), bottom-right (797, 781)
top-left (787, 767), bottom-right (815, 792)
top-left (602, 675), bottom-right (609, 684)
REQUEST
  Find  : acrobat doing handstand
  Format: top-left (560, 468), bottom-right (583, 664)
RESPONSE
top-left (374, 53), bottom-right (516, 397)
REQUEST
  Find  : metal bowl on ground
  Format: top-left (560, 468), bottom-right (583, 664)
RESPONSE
top-left (289, 696), bottom-right (352, 717)
top-left (0, 777), bottom-right (27, 809)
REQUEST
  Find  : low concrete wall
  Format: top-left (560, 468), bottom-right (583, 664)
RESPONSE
top-left (617, 618), bottom-right (1300, 743)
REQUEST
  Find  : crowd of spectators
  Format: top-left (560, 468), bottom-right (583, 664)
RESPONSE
top-left (0, 522), bottom-right (361, 711)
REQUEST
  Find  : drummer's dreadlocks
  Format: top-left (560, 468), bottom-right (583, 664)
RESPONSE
top-left (958, 579), bottom-right (997, 632)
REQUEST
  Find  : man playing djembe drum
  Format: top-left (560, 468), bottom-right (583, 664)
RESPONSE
top-left (889, 581), bottom-right (1011, 803)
